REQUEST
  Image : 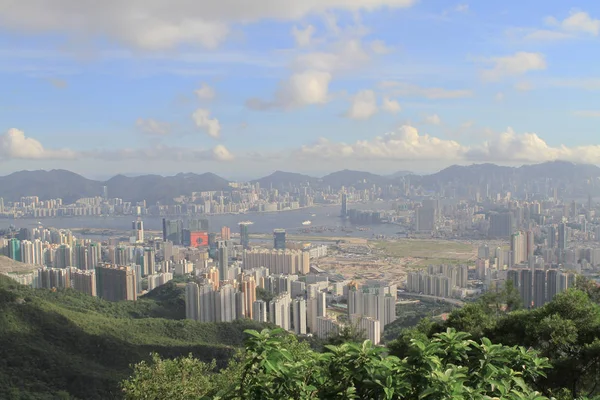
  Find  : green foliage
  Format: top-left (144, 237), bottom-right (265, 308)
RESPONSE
top-left (394, 287), bottom-right (600, 398)
top-left (383, 300), bottom-right (456, 342)
top-left (123, 328), bottom-right (551, 399)
top-left (256, 287), bottom-right (274, 303)
top-left (0, 274), bottom-right (267, 400)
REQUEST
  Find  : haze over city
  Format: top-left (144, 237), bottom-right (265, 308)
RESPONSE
top-left (4, 2), bottom-right (600, 400)
top-left (2, 1), bottom-right (600, 177)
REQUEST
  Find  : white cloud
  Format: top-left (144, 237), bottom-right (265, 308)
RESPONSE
top-left (381, 97), bottom-right (401, 113)
top-left (514, 81), bottom-right (533, 91)
top-left (293, 39), bottom-right (371, 72)
top-left (246, 70), bottom-right (331, 110)
top-left (455, 4), bottom-right (469, 13)
top-left (370, 40), bottom-right (393, 54)
top-left (195, 83), bottom-right (216, 100)
top-left (546, 10), bottom-right (600, 36)
top-left (480, 52), bottom-right (546, 81)
top-left (345, 90), bottom-right (378, 120)
top-left (573, 110), bottom-right (600, 118)
top-left (136, 118), bottom-right (171, 135)
top-left (212, 144), bottom-right (235, 161)
top-left (551, 78), bottom-right (600, 90)
top-left (380, 81), bottom-right (473, 99)
top-left (296, 125), bottom-right (600, 165)
top-left (291, 25), bottom-right (315, 47)
top-left (495, 92), bottom-right (504, 101)
top-left (48, 78), bottom-right (68, 89)
top-left (0, 0), bottom-right (416, 50)
top-left (0, 128), bottom-right (76, 160)
top-left (192, 108), bottom-right (221, 138)
top-left (519, 10), bottom-right (599, 42)
top-left (298, 125), bottom-right (466, 161)
top-left (422, 114), bottom-right (442, 125)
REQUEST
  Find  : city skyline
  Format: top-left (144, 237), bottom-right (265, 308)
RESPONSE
top-left (2, 2), bottom-right (600, 177)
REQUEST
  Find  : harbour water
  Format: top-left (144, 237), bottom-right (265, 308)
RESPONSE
top-left (0, 201), bottom-right (406, 239)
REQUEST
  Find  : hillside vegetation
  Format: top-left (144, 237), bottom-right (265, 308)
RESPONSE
top-left (0, 275), bottom-right (266, 400)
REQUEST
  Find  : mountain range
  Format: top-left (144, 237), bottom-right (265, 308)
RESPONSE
top-left (1, 161), bottom-right (599, 203)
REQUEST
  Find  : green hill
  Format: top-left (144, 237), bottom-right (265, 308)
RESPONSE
top-left (0, 275), bottom-right (266, 400)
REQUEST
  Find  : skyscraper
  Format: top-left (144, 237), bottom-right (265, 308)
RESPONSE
top-left (143, 247), bottom-right (155, 276)
top-left (519, 269), bottom-right (533, 309)
top-left (558, 223), bottom-right (567, 251)
top-left (163, 219), bottom-right (183, 245)
top-left (71, 269), bottom-right (97, 296)
top-left (132, 219), bottom-right (144, 243)
top-left (341, 193), bottom-right (348, 217)
top-left (185, 282), bottom-right (200, 321)
top-left (241, 276), bottom-right (257, 319)
top-left (269, 292), bottom-right (291, 331)
top-left (220, 226), bottom-right (231, 240)
top-left (273, 229), bottom-right (286, 250)
top-left (239, 222), bottom-right (251, 249)
top-left (218, 244), bottom-right (229, 280)
top-left (252, 300), bottom-right (268, 322)
top-left (489, 212), bottom-right (514, 238)
top-left (9, 238), bottom-right (21, 262)
top-left (533, 269), bottom-right (546, 308)
top-left (292, 298), bottom-right (307, 335)
top-left (95, 264), bottom-right (137, 302)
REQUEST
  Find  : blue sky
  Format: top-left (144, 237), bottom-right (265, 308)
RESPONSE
top-left (1, 0), bottom-right (600, 179)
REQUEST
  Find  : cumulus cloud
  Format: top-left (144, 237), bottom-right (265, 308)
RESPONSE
top-left (0, 0), bottom-right (415, 50)
top-left (380, 81), bottom-right (473, 99)
top-left (546, 10), bottom-right (600, 36)
top-left (293, 39), bottom-right (371, 72)
top-left (192, 108), bottom-right (221, 138)
top-left (246, 70), bottom-right (331, 110)
top-left (195, 83), bottom-right (216, 100)
top-left (212, 144), bottom-right (234, 161)
top-left (295, 125), bottom-right (600, 165)
top-left (345, 90), bottom-right (378, 120)
top-left (298, 125), bottom-right (466, 161)
top-left (382, 97), bottom-right (401, 113)
top-left (422, 114), bottom-right (442, 125)
top-left (292, 25), bottom-right (315, 47)
top-left (370, 40), bottom-right (393, 54)
top-left (0, 128), bottom-right (76, 160)
top-left (480, 52), bottom-right (546, 81)
top-left (136, 118), bottom-right (171, 135)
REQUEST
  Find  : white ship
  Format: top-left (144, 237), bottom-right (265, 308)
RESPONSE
top-left (302, 220), bottom-right (311, 226)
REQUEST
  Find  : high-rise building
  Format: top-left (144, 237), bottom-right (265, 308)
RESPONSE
top-left (269, 292), bottom-right (291, 331)
top-left (239, 222), bottom-right (251, 249)
top-left (220, 226), bottom-right (231, 240)
top-left (95, 264), bottom-right (137, 302)
top-left (241, 276), bottom-right (257, 319)
top-left (218, 244), bottom-right (229, 280)
top-left (54, 244), bottom-right (72, 268)
top-left (292, 298), bottom-right (307, 335)
top-left (350, 314), bottom-right (381, 345)
top-left (252, 300), bottom-right (268, 322)
top-left (0, 197), bottom-right (4, 213)
top-left (316, 316), bottom-right (341, 339)
top-left (273, 229), bottom-right (286, 250)
top-left (71, 269), bottom-right (97, 296)
top-left (519, 269), bottom-right (533, 309)
top-left (549, 225), bottom-right (557, 248)
top-left (185, 282), bottom-right (200, 321)
top-left (341, 193), bottom-right (348, 217)
top-left (9, 238), bottom-right (21, 262)
top-left (558, 223), bottom-right (567, 251)
top-left (102, 186), bottom-right (108, 200)
top-left (74, 244), bottom-right (88, 270)
top-left (87, 243), bottom-right (101, 270)
top-left (489, 212), bottom-right (514, 238)
top-left (132, 219), bottom-right (144, 243)
top-left (415, 207), bottom-right (435, 232)
top-left (215, 284), bottom-right (238, 322)
top-left (533, 269), bottom-right (546, 308)
top-left (143, 247), bottom-right (155, 276)
top-left (510, 231), bottom-right (527, 266)
top-left (163, 219), bottom-right (183, 245)
top-left (37, 267), bottom-right (70, 289)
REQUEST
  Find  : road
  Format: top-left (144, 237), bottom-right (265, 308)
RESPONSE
top-left (397, 291), bottom-right (466, 307)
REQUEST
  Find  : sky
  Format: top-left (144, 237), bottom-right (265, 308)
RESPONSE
top-left (1, 0), bottom-right (600, 180)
